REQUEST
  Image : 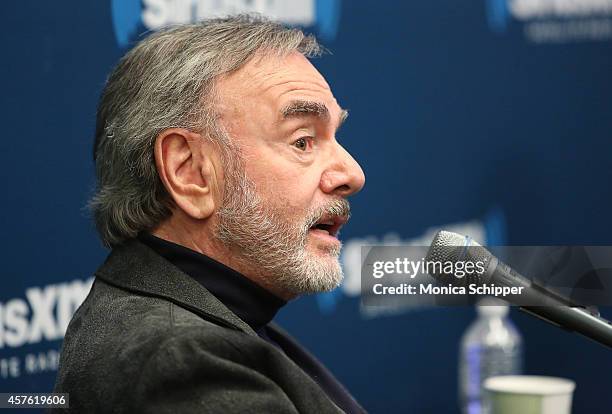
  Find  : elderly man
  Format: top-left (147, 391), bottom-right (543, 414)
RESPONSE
top-left (54, 15), bottom-right (365, 413)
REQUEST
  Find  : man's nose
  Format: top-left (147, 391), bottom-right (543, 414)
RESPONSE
top-left (320, 143), bottom-right (366, 197)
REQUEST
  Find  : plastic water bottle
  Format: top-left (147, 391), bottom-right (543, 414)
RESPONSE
top-left (459, 302), bottom-right (523, 414)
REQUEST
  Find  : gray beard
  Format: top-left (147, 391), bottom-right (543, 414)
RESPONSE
top-left (214, 162), bottom-right (349, 296)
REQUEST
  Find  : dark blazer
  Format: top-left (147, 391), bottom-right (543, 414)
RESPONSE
top-left (53, 239), bottom-right (364, 413)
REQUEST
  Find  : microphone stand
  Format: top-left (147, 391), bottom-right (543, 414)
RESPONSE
top-left (520, 305), bottom-right (612, 349)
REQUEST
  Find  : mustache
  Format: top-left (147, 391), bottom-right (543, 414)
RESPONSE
top-left (304, 198), bottom-right (351, 229)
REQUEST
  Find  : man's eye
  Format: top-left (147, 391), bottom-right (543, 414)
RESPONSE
top-left (293, 137), bottom-right (312, 151)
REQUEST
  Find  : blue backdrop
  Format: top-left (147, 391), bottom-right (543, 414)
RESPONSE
top-left (1, 1), bottom-right (612, 412)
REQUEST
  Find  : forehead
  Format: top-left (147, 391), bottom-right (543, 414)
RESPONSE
top-left (216, 52), bottom-right (340, 117)
top-left (248, 52), bottom-right (330, 92)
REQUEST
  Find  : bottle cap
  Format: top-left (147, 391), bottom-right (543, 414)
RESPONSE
top-left (476, 298), bottom-right (509, 317)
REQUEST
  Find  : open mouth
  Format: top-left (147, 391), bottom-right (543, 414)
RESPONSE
top-left (309, 214), bottom-right (348, 238)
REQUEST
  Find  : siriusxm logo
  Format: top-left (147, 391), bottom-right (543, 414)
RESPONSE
top-left (486, 0), bottom-right (612, 43)
top-left (111, 0), bottom-right (342, 48)
top-left (487, 0), bottom-right (612, 33)
top-left (0, 279), bottom-right (92, 349)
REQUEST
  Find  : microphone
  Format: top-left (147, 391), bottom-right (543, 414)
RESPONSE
top-left (426, 230), bottom-right (612, 349)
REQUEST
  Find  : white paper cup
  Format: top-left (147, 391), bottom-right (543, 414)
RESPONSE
top-left (483, 375), bottom-right (576, 414)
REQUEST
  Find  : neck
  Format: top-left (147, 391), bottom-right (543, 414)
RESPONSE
top-left (152, 215), bottom-right (296, 301)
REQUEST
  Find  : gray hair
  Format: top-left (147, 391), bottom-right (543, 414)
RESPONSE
top-left (90, 15), bottom-right (322, 247)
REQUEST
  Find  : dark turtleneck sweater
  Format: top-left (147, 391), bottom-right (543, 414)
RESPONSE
top-left (138, 233), bottom-right (364, 414)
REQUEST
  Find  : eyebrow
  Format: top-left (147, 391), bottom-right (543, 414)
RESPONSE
top-left (280, 99), bottom-right (349, 129)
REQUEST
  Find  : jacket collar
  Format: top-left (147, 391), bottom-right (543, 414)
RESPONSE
top-left (94, 238), bottom-right (257, 337)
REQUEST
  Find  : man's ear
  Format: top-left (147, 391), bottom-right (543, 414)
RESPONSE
top-left (154, 128), bottom-right (217, 220)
